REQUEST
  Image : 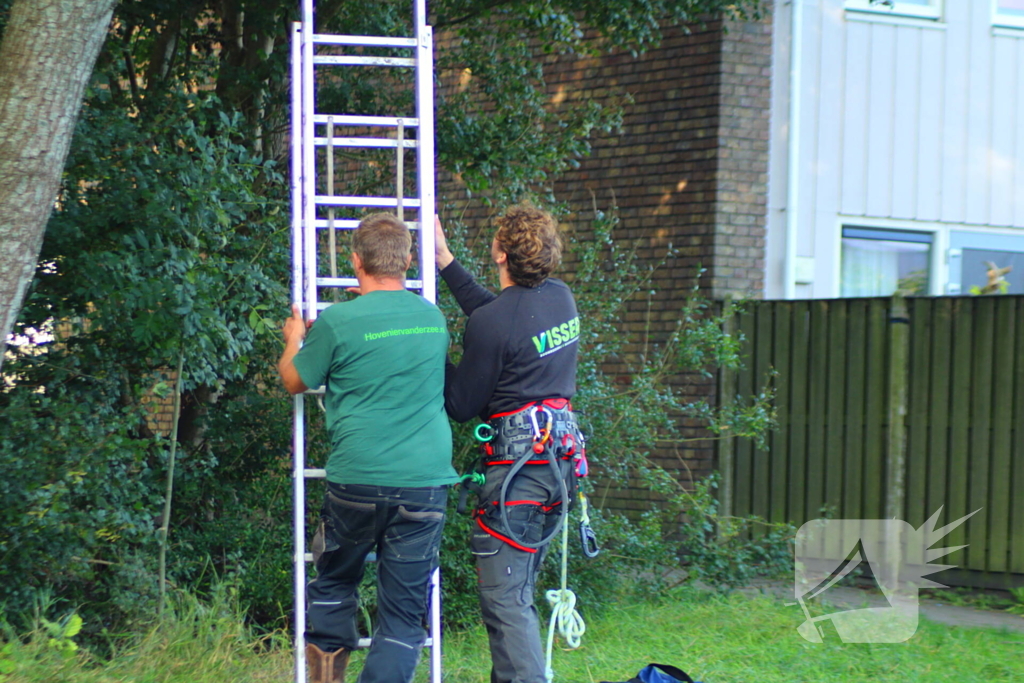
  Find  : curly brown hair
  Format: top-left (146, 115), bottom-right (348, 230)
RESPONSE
top-left (494, 206), bottom-right (562, 288)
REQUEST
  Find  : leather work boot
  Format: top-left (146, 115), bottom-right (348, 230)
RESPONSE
top-left (306, 643), bottom-right (349, 683)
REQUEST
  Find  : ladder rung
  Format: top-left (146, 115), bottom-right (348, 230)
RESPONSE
top-left (313, 55), bottom-right (415, 68)
top-left (304, 468), bottom-right (327, 478)
top-left (313, 136), bottom-right (417, 149)
top-left (303, 552), bottom-right (380, 563)
top-left (316, 196), bottom-right (422, 209)
top-left (313, 115), bottom-right (419, 127)
top-left (352, 637), bottom-right (433, 650)
top-left (315, 219), bottom-right (361, 229)
top-left (314, 277), bottom-right (424, 289)
top-left (315, 293), bottom-right (422, 311)
top-left (315, 277), bottom-right (359, 288)
top-left (312, 34), bottom-right (417, 48)
top-left (314, 219), bottom-right (421, 230)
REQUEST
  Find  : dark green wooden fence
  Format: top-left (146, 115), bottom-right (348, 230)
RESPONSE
top-left (719, 296), bottom-right (1024, 588)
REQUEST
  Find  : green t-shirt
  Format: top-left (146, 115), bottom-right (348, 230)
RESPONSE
top-left (292, 290), bottom-right (457, 487)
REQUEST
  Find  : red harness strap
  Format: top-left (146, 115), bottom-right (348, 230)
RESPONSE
top-left (474, 500), bottom-right (562, 553)
top-left (484, 456), bottom-right (571, 467)
top-left (489, 398), bottom-right (572, 420)
top-left (475, 516), bottom-right (537, 553)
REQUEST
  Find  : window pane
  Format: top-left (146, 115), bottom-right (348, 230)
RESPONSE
top-left (960, 249), bottom-right (1024, 294)
top-left (841, 238), bottom-right (930, 297)
top-left (998, 0), bottom-right (1024, 13)
top-left (845, 0), bottom-right (940, 17)
top-left (849, 0), bottom-right (935, 6)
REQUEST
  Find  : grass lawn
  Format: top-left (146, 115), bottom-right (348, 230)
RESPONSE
top-left (420, 589), bottom-right (1024, 683)
top-left (4, 589), bottom-right (1022, 682)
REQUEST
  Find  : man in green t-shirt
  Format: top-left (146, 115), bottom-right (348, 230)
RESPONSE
top-left (278, 213), bottom-right (457, 683)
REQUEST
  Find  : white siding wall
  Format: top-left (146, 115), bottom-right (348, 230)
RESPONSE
top-left (766, 0), bottom-right (1024, 299)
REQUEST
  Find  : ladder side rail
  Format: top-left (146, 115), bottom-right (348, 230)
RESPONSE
top-left (290, 22), bottom-right (308, 683)
top-left (302, 0), bottom-right (318, 322)
top-left (414, 1), bottom-right (436, 303)
top-left (429, 567), bottom-right (442, 682)
top-left (414, 7), bottom-right (442, 682)
top-left (292, 396), bottom-right (307, 683)
top-left (290, 21), bottom-right (305, 312)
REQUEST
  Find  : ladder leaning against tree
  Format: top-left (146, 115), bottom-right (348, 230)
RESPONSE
top-left (289, 1), bottom-right (439, 681)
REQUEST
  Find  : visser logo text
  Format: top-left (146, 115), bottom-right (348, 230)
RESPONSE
top-left (531, 317), bottom-right (580, 357)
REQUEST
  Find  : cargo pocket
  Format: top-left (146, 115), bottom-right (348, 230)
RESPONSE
top-left (502, 501), bottom-right (545, 544)
top-left (311, 514), bottom-right (341, 571)
top-left (326, 491), bottom-right (377, 544)
top-left (470, 530), bottom-right (506, 590)
top-left (387, 505), bottom-right (445, 562)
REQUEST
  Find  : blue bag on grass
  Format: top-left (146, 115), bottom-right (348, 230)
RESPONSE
top-left (602, 663), bottom-right (701, 683)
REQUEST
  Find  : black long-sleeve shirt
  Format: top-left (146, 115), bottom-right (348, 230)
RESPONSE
top-left (441, 259), bottom-right (579, 422)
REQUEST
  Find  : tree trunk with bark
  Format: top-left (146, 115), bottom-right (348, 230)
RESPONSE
top-left (0, 0), bottom-right (116, 370)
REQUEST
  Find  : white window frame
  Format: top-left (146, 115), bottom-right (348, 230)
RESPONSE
top-left (845, 0), bottom-right (942, 21)
top-left (947, 229), bottom-right (1024, 294)
top-left (831, 218), bottom-right (945, 298)
top-left (992, 0), bottom-right (1024, 29)
top-left (838, 224), bottom-right (939, 298)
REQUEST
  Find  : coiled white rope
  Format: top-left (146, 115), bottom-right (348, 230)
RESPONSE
top-left (544, 492), bottom-right (588, 683)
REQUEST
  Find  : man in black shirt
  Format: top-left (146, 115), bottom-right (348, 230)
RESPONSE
top-left (436, 207), bottom-right (583, 683)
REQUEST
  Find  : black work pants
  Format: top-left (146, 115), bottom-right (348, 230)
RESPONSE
top-left (472, 464), bottom-right (565, 683)
top-left (307, 482), bottom-right (447, 683)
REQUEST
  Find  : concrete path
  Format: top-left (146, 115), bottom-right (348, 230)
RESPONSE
top-left (740, 580), bottom-right (1024, 634)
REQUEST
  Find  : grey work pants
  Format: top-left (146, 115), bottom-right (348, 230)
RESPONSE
top-left (472, 464), bottom-right (565, 683)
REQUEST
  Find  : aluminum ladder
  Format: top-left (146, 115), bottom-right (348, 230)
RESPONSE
top-left (289, 1), bottom-right (439, 681)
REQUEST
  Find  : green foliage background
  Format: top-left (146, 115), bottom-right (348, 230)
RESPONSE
top-left (0, 0), bottom-right (784, 646)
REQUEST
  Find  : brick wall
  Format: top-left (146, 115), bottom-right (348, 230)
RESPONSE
top-left (436, 11), bottom-right (773, 511)
top-left (713, 16), bottom-right (772, 298)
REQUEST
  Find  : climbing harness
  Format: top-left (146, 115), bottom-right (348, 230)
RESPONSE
top-left (457, 400), bottom-right (600, 682)
top-left (460, 400), bottom-right (601, 553)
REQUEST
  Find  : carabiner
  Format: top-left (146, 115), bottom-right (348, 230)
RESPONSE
top-left (474, 423), bottom-right (494, 442)
top-left (528, 405), bottom-right (545, 441)
top-left (579, 522), bottom-right (600, 558)
top-left (528, 406), bottom-right (553, 454)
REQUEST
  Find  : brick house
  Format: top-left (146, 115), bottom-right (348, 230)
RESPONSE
top-left (440, 0), bottom-right (1024, 506)
top-left (436, 11), bottom-right (773, 507)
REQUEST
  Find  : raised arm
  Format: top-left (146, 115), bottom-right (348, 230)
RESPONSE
top-left (435, 216), bottom-right (497, 316)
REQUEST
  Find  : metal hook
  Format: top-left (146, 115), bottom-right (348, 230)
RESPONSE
top-left (579, 522), bottom-right (600, 558)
